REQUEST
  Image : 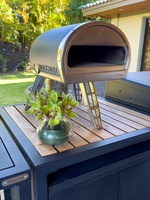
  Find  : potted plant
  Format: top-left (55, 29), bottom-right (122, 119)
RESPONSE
top-left (26, 88), bottom-right (79, 145)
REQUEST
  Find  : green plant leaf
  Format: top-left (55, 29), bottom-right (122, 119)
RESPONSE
top-left (55, 105), bottom-right (61, 114)
top-left (41, 105), bottom-right (49, 115)
top-left (36, 95), bottom-right (41, 107)
top-left (57, 101), bottom-right (62, 107)
top-left (40, 88), bottom-right (49, 97)
top-left (38, 93), bottom-right (46, 105)
top-left (29, 101), bottom-right (38, 108)
top-left (51, 92), bottom-right (58, 104)
top-left (62, 98), bottom-right (68, 107)
top-left (66, 93), bottom-right (72, 101)
top-left (49, 110), bottom-right (55, 117)
top-left (56, 112), bottom-right (62, 120)
top-left (68, 100), bottom-right (79, 107)
top-left (49, 118), bottom-right (59, 126)
top-left (36, 113), bottom-right (43, 121)
top-left (26, 106), bottom-right (36, 114)
top-left (65, 111), bottom-right (77, 118)
top-left (48, 102), bottom-right (55, 110)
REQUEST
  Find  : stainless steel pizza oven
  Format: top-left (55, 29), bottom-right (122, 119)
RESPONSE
top-left (29, 21), bottom-right (131, 129)
top-left (30, 21), bottom-right (130, 83)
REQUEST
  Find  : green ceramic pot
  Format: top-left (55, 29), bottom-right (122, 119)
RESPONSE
top-left (37, 117), bottom-right (72, 145)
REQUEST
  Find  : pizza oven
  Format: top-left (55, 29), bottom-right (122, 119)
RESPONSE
top-left (30, 21), bottom-right (130, 83)
top-left (29, 21), bottom-right (131, 129)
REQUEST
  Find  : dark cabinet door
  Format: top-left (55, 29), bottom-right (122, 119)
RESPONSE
top-left (49, 173), bottom-right (119, 200)
top-left (119, 160), bottom-right (150, 200)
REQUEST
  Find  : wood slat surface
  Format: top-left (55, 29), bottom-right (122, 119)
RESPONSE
top-left (4, 99), bottom-right (150, 157)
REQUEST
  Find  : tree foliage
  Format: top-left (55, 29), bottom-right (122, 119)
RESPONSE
top-left (64, 0), bottom-right (95, 25)
top-left (0, 0), bottom-right (69, 44)
top-left (0, 0), bottom-right (98, 44)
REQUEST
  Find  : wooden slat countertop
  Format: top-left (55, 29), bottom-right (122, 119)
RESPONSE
top-left (4, 99), bottom-right (150, 157)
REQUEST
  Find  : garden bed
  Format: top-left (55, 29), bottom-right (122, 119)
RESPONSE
top-left (0, 42), bottom-right (30, 73)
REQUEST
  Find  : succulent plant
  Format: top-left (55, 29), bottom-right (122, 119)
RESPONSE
top-left (26, 88), bottom-right (79, 127)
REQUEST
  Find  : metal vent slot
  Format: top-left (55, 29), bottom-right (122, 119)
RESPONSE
top-left (67, 46), bottom-right (125, 68)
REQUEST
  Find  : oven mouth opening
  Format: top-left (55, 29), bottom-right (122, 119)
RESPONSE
top-left (67, 45), bottom-right (125, 68)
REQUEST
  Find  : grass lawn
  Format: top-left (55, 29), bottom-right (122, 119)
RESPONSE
top-left (0, 71), bottom-right (36, 106)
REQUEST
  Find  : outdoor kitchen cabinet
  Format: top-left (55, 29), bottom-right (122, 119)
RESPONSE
top-left (1, 100), bottom-right (150, 200)
top-left (120, 159), bottom-right (150, 200)
top-left (0, 113), bottom-right (31, 200)
top-left (49, 173), bottom-right (119, 200)
top-left (48, 139), bottom-right (150, 200)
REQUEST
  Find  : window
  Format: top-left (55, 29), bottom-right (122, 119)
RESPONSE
top-left (141, 18), bottom-right (150, 71)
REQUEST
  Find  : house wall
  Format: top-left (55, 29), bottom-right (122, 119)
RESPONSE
top-left (112, 10), bottom-right (150, 72)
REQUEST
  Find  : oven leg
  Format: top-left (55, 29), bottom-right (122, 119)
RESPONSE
top-left (31, 75), bottom-right (45, 93)
top-left (79, 82), bottom-right (102, 129)
top-left (73, 83), bottom-right (82, 102)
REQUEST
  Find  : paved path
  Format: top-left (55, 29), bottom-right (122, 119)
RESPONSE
top-left (68, 81), bottom-right (106, 98)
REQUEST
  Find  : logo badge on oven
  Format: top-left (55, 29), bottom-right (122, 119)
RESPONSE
top-left (38, 64), bottom-right (59, 75)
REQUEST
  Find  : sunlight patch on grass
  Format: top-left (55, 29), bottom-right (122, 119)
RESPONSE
top-left (0, 78), bottom-right (36, 84)
top-left (0, 71), bottom-right (35, 80)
